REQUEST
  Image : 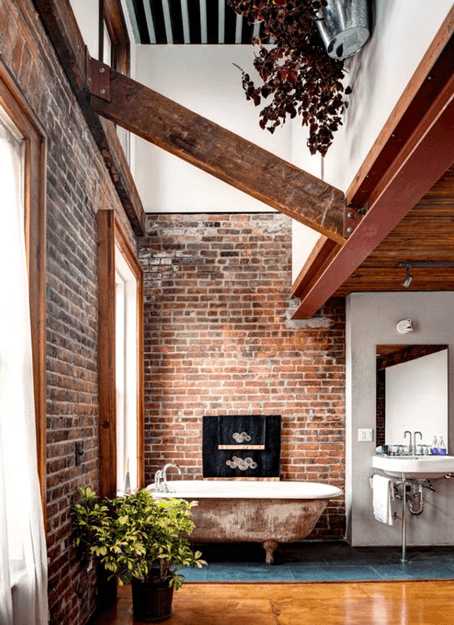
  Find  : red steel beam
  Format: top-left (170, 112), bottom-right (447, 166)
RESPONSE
top-left (292, 26), bottom-right (454, 319)
top-left (293, 81), bottom-right (454, 318)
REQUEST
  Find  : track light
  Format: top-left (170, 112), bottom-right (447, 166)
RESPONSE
top-left (398, 261), bottom-right (454, 288)
top-left (402, 264), bottom-right (413, 288)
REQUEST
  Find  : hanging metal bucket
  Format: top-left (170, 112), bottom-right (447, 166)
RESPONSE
top-left (316, 0), bottom-right (370, 60)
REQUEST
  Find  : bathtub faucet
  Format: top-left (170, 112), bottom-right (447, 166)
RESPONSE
top-left (154, 470), bottom-right (163, 492)
top-left (161, 463), bottom-right (182, 492)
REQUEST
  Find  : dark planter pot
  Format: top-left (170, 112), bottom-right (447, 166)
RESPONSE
top-left (131, 577), bottom-right (174, 622)
top-left (97, 563), bottom-right (117, 609)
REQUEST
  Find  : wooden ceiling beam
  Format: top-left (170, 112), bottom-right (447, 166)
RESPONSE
top-left (334, 267), bottom-right (454, 296)
top-left (292, 24), bottom-right (454, 318)
top-left (88, 58), bottom-right (347, 243)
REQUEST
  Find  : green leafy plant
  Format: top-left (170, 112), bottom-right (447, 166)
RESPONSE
top-left (227, 0), bottom-right (351, 156)
top-left (71, 487), bottom-right (206, 590)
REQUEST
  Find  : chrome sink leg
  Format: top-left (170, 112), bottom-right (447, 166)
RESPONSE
top-left (401, 480), bottom-right (407, 563)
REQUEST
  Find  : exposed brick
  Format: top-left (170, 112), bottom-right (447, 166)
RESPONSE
top-left (138, 213), bottom-right (346, 540)
top-left (2, 10), bottom-right (17, 65)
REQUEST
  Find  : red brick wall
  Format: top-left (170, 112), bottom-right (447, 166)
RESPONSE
top-left (139, 213), bottom-right (345, 539)
top-left (1, 1), bottom-right (133, 623)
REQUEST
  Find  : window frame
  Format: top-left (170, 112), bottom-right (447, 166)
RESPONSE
top-left (97, 210), bottom-right (144, 498)
top-left (0, 60), bottom-right (47, 512)
top-left (103, 0), bottom-right (130, 75)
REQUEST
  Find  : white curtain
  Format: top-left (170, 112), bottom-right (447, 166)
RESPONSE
top-left (0, 110), bottom-right (48, 624)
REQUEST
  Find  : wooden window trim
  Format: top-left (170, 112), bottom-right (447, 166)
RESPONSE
top-left (98, 210), bottom-right (144, 498)
top-left (34, 0), bottom-right (145, 235)
top-left (0, 60), bottom-right (47, 513)
top-left (104, 0), bottom-right (130, 75)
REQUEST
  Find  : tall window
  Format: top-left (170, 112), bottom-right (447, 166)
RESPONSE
top-left (103, 0), bottom-right (131, 163)
top-left (0, 62), bottom-right (47, 625)
top-left (98, 211), bottom-right (144, 498)
top-left (115, 244), bottom-right (138, 493)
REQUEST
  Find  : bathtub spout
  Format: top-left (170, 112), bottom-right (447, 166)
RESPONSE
top-left (162, 463), bottom-right (182, 492)
top-left (262, 540), bottom-right (279, 565)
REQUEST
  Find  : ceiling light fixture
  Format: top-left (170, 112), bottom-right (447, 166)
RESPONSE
top-left (402, 264), bottom-right (413, 288)
top-left (398, 261), bottom-right (454, 288)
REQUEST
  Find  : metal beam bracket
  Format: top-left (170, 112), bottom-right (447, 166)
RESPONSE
top-left (343, 207), bottom-right (363, 237)
top-left (87, 56), bottom-right (111, 102)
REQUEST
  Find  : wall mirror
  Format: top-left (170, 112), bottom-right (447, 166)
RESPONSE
top-left (376, 345), bottom-right (448, 451)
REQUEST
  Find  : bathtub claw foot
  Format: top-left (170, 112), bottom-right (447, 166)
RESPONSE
top-left (262, 540), bottom-right (279, 565)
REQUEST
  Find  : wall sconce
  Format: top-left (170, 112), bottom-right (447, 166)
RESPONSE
top-left (398, 261), bottom-right (454, 288)
top-left (396, 319), bottom-right (414, 334)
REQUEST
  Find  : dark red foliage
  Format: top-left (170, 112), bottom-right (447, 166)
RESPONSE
top-left (227, 0), bottom-right (351, 156)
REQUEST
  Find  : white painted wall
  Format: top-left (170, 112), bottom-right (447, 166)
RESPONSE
top-left (134, 45), bottom-right (293, 213)
top-left (69, 0), bottom-right (99, 59)
top-left (134, 45), bottom-right (320, 277)
top-left (291, 225), bottom-right (321, 283)
top-left (386, 350), bottom-right (448, 449)
top-left (346, 292), bottom-right (454, 546)
top-left (290, 124), bottom-right (323, 281)
top-left (320, 0), bottom-right (453, 192)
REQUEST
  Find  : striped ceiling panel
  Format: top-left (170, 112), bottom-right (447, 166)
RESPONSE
top-left (126, 0), bottom-right (271, 44)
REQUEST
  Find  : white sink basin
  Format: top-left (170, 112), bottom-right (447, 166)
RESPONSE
top-left (372, 454), bottom-right (454, 479)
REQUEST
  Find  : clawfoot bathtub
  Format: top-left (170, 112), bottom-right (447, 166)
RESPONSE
top-left (151, 480), bottom-right (342, 564)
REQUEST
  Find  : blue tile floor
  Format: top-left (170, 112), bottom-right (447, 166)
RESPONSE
top-left (182, 542), bottom-right (454, 583)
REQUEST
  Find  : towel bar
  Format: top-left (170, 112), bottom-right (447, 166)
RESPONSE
top-left (369, 473), bottom-right (407, 562)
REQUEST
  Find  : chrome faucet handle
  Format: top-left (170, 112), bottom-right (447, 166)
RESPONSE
top-left (154, 470), bottom-right (164, 492)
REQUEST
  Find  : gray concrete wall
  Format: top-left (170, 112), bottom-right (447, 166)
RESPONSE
top-left (346, 292), bottom-right (454, 546)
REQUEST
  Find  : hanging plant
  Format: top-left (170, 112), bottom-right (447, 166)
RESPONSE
top-left (227, 0), bottom-right (352, 156)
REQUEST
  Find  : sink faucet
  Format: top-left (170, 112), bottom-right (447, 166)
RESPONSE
top-left (413, 431), bottom-right (423, 455)
top-left (404, 430), bottom-right (412, 454)
top-left (162, 463), bottom-right (182, 492)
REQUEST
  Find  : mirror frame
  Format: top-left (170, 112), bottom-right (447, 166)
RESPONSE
top-left (376, 344), bottom-right (448, 448)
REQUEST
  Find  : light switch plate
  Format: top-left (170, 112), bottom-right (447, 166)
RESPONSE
top-left (358, 428), bottom-right (373, 442)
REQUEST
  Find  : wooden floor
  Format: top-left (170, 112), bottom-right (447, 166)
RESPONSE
top-left (91, 580), bottom-right (454, 625)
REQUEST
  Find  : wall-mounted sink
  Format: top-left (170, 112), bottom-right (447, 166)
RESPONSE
top-left (372, 454), bottom-right (454, 479)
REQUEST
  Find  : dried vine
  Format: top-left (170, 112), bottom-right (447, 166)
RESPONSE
top-left (227, 0), bottom-right (351, 156)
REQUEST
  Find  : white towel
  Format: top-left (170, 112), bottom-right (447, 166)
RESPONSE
top-left (372, 474), bottom-right (393, 525)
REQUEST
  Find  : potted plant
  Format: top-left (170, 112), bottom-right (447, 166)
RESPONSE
top-left (71, 487), bottom-right (206, 621)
